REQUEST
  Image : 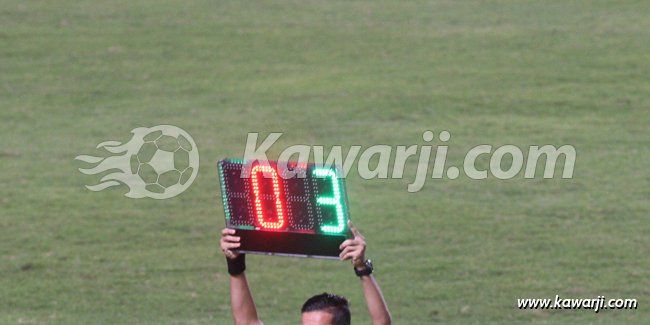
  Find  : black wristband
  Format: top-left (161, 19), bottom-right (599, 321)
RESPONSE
top-left (226, 254), bottom-right (246, 276)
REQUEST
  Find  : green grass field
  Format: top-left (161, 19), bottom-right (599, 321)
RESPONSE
top-left (1, 0), bottom-right (649, 323)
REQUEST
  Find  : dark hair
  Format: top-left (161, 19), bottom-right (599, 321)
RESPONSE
top-left (301, 293), bottom-right (351, 325)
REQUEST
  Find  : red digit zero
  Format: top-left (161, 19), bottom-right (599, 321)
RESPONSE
top-left (250, 164), bottom-right (286, 230)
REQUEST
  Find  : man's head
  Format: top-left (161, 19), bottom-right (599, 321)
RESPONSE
top-left (301, 293), bottom-right (351, 325)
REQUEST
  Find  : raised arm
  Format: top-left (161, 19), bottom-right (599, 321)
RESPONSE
top-left (220, 228), bottom-right (263, 325)
top-left (339, 223), bottom-right (392, 325)
top-left (357, 274), bottom-right (391, 325)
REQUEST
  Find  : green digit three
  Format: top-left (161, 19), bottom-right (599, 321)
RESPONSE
top-left (312, 167), bottom-right (346, 234)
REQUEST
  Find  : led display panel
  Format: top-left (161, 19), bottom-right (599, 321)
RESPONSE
top-left (218, 159), bottom-right (352, 258)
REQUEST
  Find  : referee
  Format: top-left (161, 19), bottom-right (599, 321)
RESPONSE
top-left (220, 222), bottom-right (391, 325)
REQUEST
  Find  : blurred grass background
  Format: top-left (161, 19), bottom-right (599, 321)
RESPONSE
top-left (1, 0), bottom-right (649, 323)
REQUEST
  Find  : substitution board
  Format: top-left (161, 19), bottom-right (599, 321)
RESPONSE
top-left (217, 159), bottom-right (352, 258)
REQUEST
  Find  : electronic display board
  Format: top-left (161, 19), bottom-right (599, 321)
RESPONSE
top-left (217, 159), bottom-right (352, 258)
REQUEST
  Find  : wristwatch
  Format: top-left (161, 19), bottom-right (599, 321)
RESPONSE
top-left (354, 259), bottom-right (373, 277)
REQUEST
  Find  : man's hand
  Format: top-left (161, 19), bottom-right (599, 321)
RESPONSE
top-left (339, 221), bottom-right (366, 268)
top-left (221, 228), bottom-right (262, 325)
top-left (220, 228), bottom-right (241, 259)
top-left (339, 222), bottom-right (392, 325)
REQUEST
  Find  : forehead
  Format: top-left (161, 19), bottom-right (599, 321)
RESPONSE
top-left (301, 310), bottom-right (334, 324)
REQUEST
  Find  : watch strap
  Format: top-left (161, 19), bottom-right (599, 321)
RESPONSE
top-left (354, 260), bottom-right (373, 277)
